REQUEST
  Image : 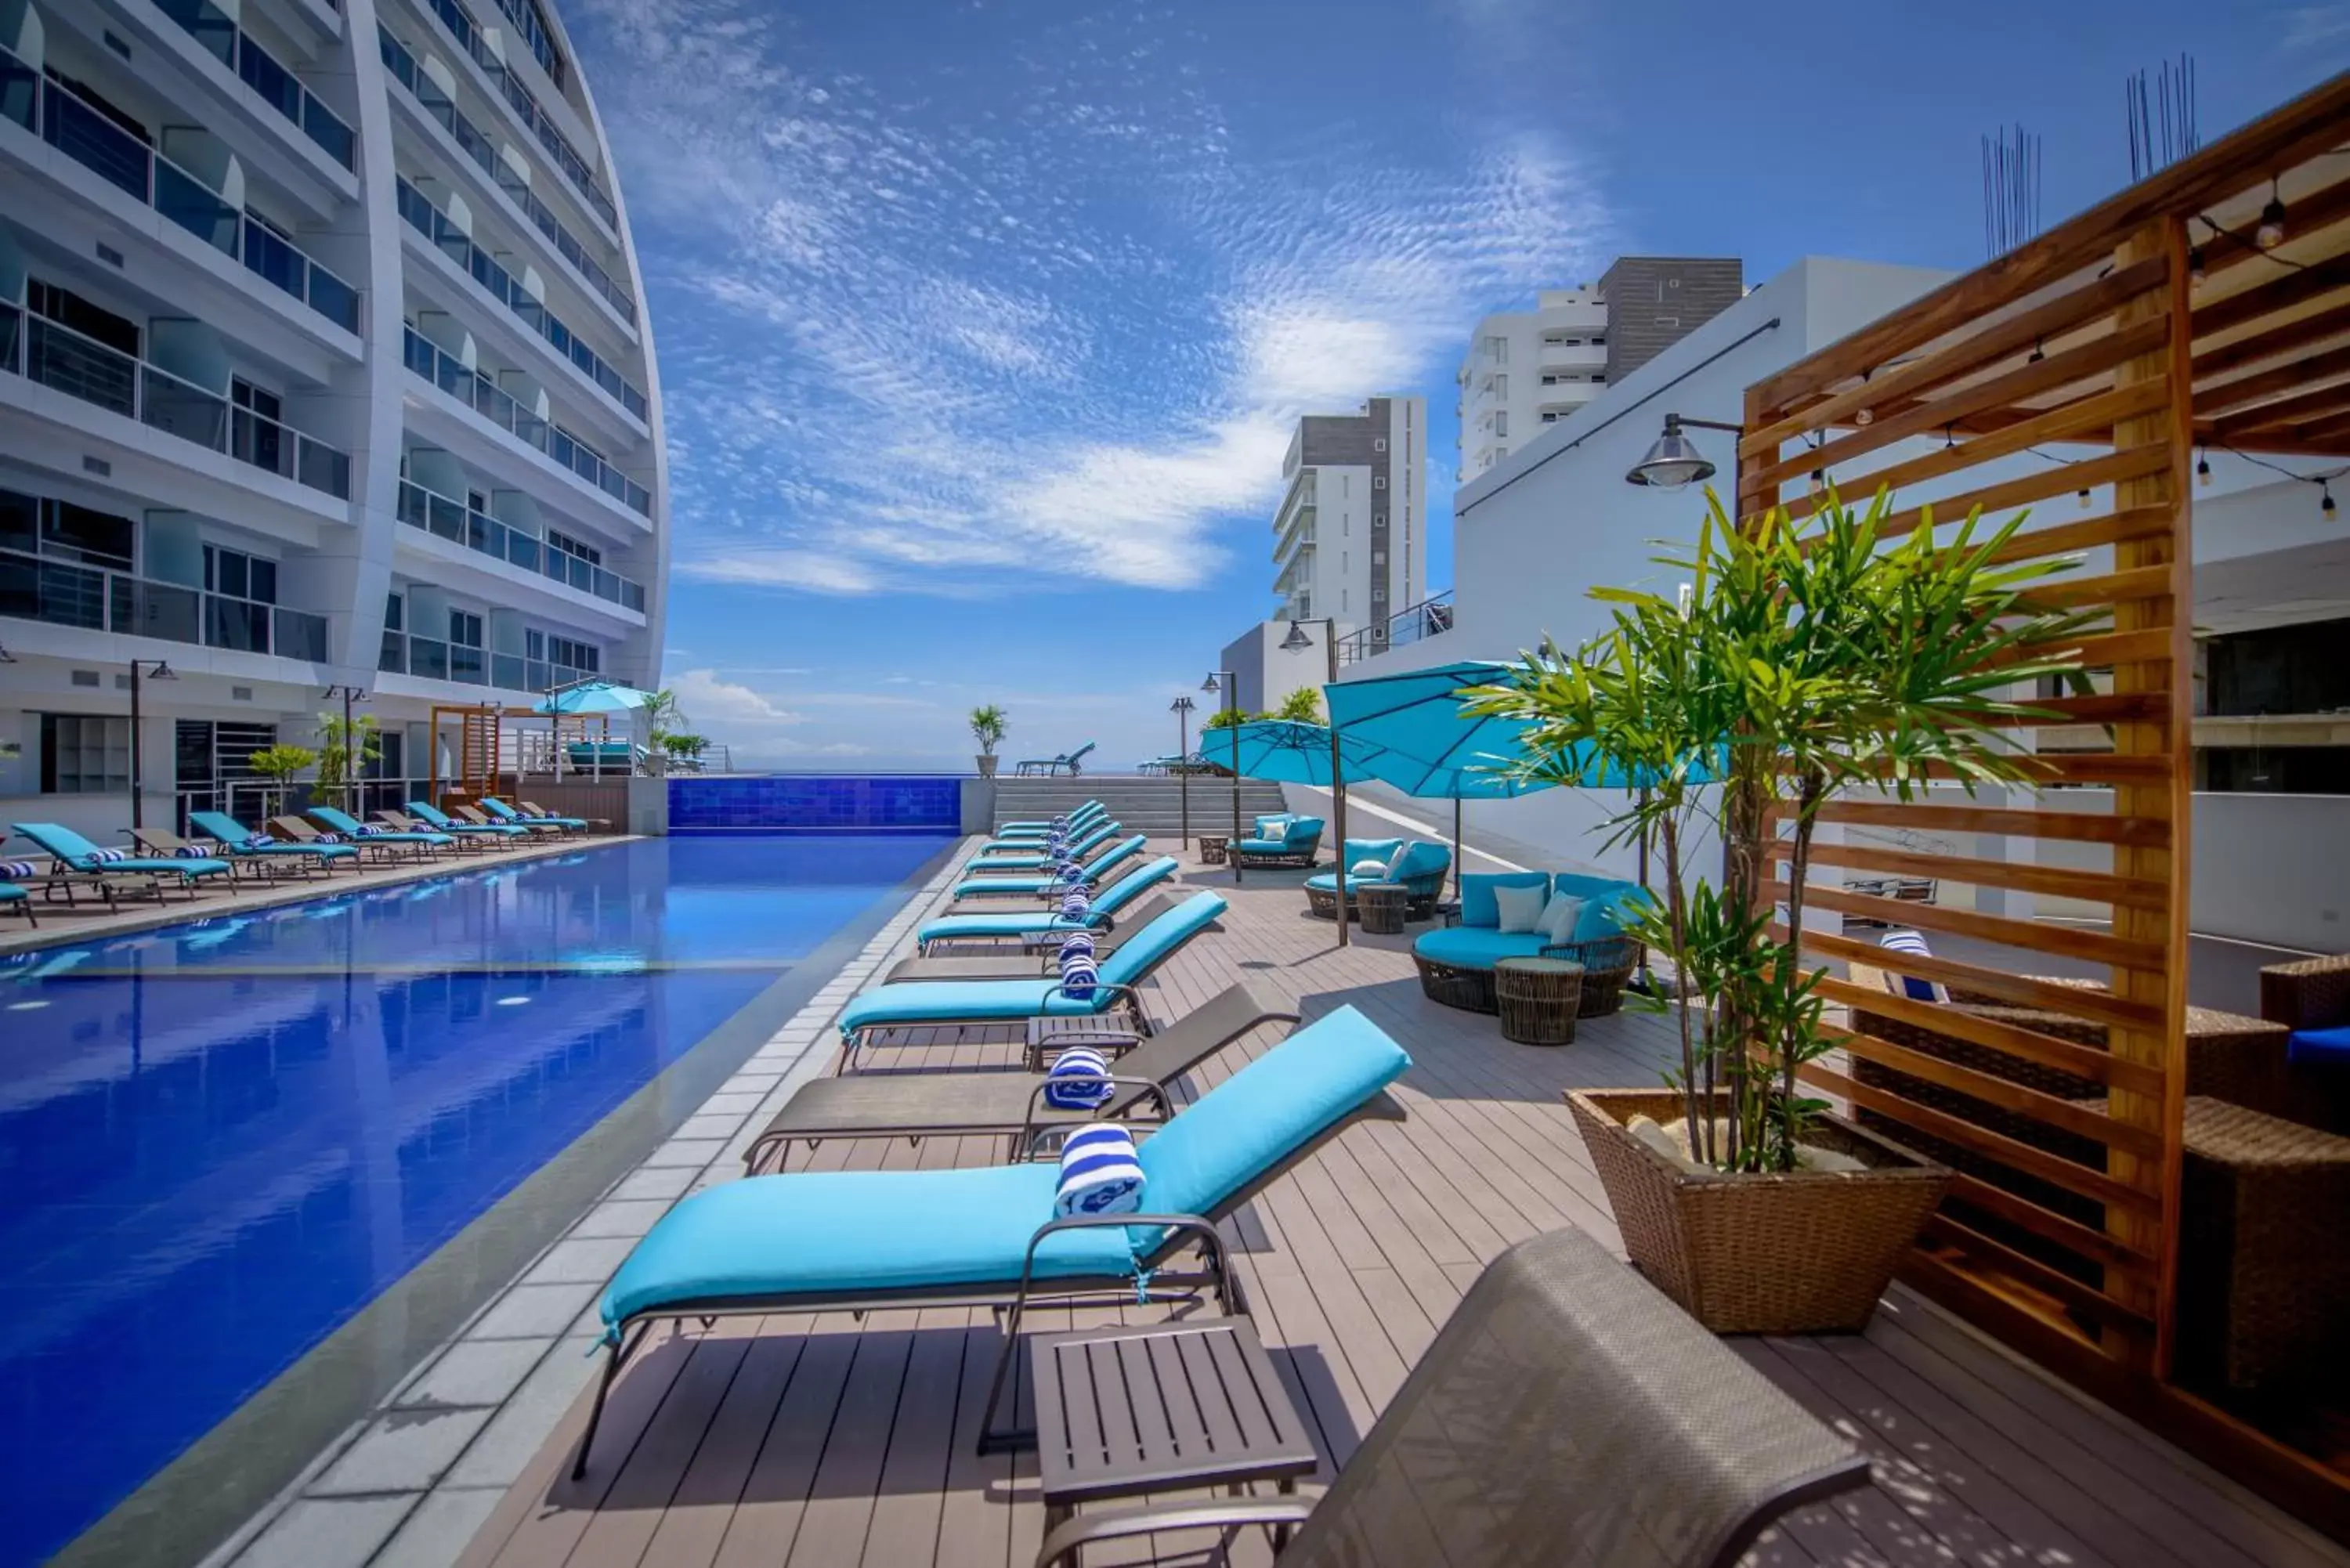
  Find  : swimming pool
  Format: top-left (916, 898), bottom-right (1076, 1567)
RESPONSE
top-left (0, 833), bottom-right (951, 1567)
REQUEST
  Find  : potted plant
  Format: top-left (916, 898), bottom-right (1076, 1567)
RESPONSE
top-left (970, 704), bottom-right (1007, 777)
top-left (245, 743), bottom-right (320, 822)
top-left (1464, 490), bottom-right (2093, 1333)
top-left (314, 712), bottom-right (381, 814)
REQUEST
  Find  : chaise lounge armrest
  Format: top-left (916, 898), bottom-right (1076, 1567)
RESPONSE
top-left (1034, 1497), bottom-right (1317, 1568)
top-left (1018, 1076), bottom-right (1177, 1155)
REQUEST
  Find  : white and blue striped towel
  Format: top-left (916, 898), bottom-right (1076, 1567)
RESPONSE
top-left (1058, 930), bottom-right (1096, 965)
top-left (240, 835), bottom-right (277, 851)
top-left (1879, 930), bottom-right (1947, 1003)
top-left (354, 824), bottom-right (388, 836)
top-left (1045, 1046), bottom-right (1115, 1110)
top-left (1, 862), bottom-right (34, 880)
top-left (86, 847), bottom-right (129, 865)
top-left (1059, 891), bottom-right (1090, 920)
top-left (1054, 1124), bottom-right (1144, 1216)
top-left (175, 844), bottom-right (215, 858)
top-left (1058, 945), bottom-right (1100, 1003)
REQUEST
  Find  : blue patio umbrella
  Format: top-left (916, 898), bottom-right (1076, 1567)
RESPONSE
top-left (1223, 720), bottom-right (1391, 786)
top-left (532, 681), bottom-right (659, 717)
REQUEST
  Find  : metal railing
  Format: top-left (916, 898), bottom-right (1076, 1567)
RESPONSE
top-left (151, 0), bottom-right (356, 168)
top-left (1336, 589), bottom-right (1454, 665)
top-left (378, 628), bottom-right (595, 695)
top-left (400, 327), bottom-right (650, 516)
top-left (2, 304), bottom-right (354, 498)
top-left (397, 478), bottom-right (646, 610)
top-left (0, 545), bottom-right (330, 659)
top-left (378, 27), bottom-right (634, 323)
top-left (0, 43), bottom-right (360, 333)
top-left (416, 0), bottom-right (607, 224)
top-left (396, 178), bottom-right (645, 418)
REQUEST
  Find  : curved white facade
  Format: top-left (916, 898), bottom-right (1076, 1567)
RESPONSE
top-left (0, 0), bottom-right (664, 832)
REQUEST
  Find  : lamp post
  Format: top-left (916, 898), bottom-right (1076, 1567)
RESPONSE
top-left (1169, 695), bottom-right (1195, 850)
top-left (125, 658), bottom-right (177, 829)
top-left (1202, 671), bottom-right (1241, 882)
top-left (1280, 617), bottom-right (1350, 948)
top-left (323, 685), bottom-right (371, 815)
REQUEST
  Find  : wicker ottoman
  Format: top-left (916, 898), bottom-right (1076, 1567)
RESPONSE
top-left (1198, 835), bottom-right (1228, 866)
top-left (1356, 883), bottom-right (1408, 935)
top-left (1495, 958), bottom-right (1583, 1046)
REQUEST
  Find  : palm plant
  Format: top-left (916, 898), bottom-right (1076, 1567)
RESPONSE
top-left (1467, 489), bottom-right (2095, 1172)
top-left (314, 713), bottom-right (382, 811)
top-left (244, 743), bottom-right (319, 821)
top-left (1274, 687), bottom-right (1325, 724)
top-left (969, 704), bottom-right (1008, 757)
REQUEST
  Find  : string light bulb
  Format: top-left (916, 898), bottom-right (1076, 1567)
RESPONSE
top-left (2324, 481), bottom-right (2337, 520)
top-left (2196, 451), bottom-right (2212, 487)
top-left (1855, 407), bottom-right (1873, 426)
top-left (2258, 179), bottom-right (2287, 250)
top-left (2028, 337), bottom-right (2045, 364)
top-left (2077, 487), bottom-right (2093, 511)
top-left (2188, 246), bottom-right (2207, 288)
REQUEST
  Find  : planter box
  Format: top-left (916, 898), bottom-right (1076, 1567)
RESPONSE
top-left (1567, 1088), bottom-right (1950, 1335)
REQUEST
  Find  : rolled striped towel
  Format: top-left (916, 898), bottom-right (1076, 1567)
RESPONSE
top-left (1054, 1124), bottom-right (1144, 1216)
top-left (354, 824), bottom-right (388, 837)
top-left (1, 862), bottom-right (34, 880)
top-left (174, 844), bottom-right (215, 858)
top-left (1044, 1046), bottom-right (1115, 1109)
top-left (87, 847), bottom-right (129, 864)
top-left (240, 835), bottom-right (277, 851)
top-left (1058, 930), bottom-right (1096, 966)
top-left (1059, 891), bottom-right (1090, 920)
top-left (312, 832), bottom-right (345, 844)
top-left (1878, 930), bottom-right (1947, 1003)
top-left (1058, 945), bottom-right (1100, 1003)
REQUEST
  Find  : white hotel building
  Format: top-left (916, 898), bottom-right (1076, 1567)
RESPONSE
top-left (0, 0), bottom-right (666, 838)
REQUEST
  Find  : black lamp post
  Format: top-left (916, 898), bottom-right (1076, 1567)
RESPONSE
top-left (126, 658), bottom-right (176, 829)
top-left (1280, 616), bottom-right (1350, 947)
top-left (1202, 671), bottom-right (1241, 882)
top-left (323, 685), bottom-right (371, 814)
top-left (1169, 695), bottom-right (1195, 850)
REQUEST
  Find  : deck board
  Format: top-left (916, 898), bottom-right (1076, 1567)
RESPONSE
top-left (457, 847), bottom-right (2350, 1568)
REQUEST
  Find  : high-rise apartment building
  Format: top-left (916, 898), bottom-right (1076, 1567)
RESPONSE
top-left (1457, 258), bottom-right (1742, 481)
top-left (1271, 395), bottom-right (1426, 635)
top-left (0, 0), bottom-right (666, 833)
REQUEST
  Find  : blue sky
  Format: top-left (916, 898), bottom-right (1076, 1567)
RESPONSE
top-left (565, 0), bottom-right (2350, 771)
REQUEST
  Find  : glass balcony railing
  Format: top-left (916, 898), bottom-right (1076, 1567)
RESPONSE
top-left (379, 630), bottom-right (587, 692)
top-left (417, 0), bottom-right (607, 225)
top-left (0, 545), bottom-right (331, 659)
top-left (1336, 590), bottom-right (1455, 665)
top-left (151, 0), bottom-right (356, 168)
top-left (2, 303), bottom-right (354, 498)
top-left (378, 27), bottom-right (634, 325)
top-left (1, 45), bottom-right (360, 333)
top-left (396, 177), bottom-right (646, 420)
top-left (397, 478), bottom-right (647, 611)
top-left (400, 325), bottom-right (651, 517)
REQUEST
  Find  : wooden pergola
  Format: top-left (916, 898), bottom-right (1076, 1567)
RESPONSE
top-left (1738, 70), bottom-right (2350, 1533)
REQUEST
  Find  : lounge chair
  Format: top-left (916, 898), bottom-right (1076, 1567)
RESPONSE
top-left (454, 803), bottom-right (560, 835)
top-left (406, 800), bottom-right (530, 841)
top-left (836, 889), bottom-right (1226, 1068)
top-left (1304, 837), bottom-right (1453, 919)
top-left (518, 799), bottom-right (609, 833)
top-left (482, 797), bottom-right (589, 834)
top-left (886, 891), bottom-right (1184, 982)
top-left (1031, 1224), bottom-right (1868, 1568)
top-left (745, 981), bottom-right (1296, 1169)
top-left (1231, 815), bottom-right (1324, 869)
top-left (303, 806), bottom-right (454, 860)
top-left (372, 809), bottom-right (497, 854)
top-left (0, 880), bottom-right (34, 926)
top-left (951, 834), bottom-right (1145, 900)
top-left (915, 856), bottom-right (1179, 952)
top-left (7, 822), bottom-right (233, 905)
top-left (969, 819), bottom-right (1121, 868)
top-left (1014, 740), bottom-right (1096, 777)
top-left (576, 1003), bottom-right (1412, 1474)
top-left (186, 811), bottom-right (360, 878)
top-left (991, 800), bottom-right (1106, 840)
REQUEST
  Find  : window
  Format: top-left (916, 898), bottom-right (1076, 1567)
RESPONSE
top-left (28, 280), bottom-right (139, 356)
top-left (1593, 334), bottom-right (1606, 345)
top-left (39, 714), bottom-right (131, 794)
top-left (1654, 316), bottom-right (1680, 328)
top-left (547, 529), bottom-right (601, 565)
top-left (1374, 475), bottom-right (1387, 490)
top-left (1, 491), bottom-right (137, 569)
top-left (1372, 437), bottom-right (1387, 453)
top-left (384, 592), bottom-right (403, 630)
top-left (449, 609), bottom-right (483, 647)
top-left (204, 545), bottom-right (278, 604)
top-left (1542, 411), bottom-right (1559, 423)
top-left (1492, 413), bottom-right (1508, 439)
top-left (1372, 550), bottom-right (1386, 565)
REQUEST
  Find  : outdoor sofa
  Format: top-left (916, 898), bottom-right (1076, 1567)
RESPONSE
top-left (1230, 815), bottom-right (1324, 869)
top-left (1412, 870), bottom-right (1643, 1017)
top-left (1304, 837), bottom-right (1452, 919)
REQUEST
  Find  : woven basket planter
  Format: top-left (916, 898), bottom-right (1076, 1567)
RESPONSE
top-left (1567, 1088), bottom-right (1950, 1335)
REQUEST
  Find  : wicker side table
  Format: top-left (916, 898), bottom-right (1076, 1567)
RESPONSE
top-left (1198, 835), bottom-right (1228, 866)
top-left (1495, 957), bottom-right (1583, 1046)
top-left (1356, 883), bottom-right (1408, 935)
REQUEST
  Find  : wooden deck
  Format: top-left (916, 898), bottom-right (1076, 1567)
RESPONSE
top-left (454, 850), bottom-right (2350, 1568)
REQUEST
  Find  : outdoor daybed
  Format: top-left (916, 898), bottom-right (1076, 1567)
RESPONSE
top-left (1304, 837), bottom-right (1452, 919)
top-left (1412, 870), bottom-right (1643, 1017)
top-left (1229, 814), bottom-right (1324, 869)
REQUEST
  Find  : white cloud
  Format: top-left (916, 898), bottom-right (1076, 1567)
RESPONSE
top-left (664, 668), bottom-right (808, 728)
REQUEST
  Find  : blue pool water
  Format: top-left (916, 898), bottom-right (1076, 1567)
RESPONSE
top-left (0, 834), bottom-right (948, 1565)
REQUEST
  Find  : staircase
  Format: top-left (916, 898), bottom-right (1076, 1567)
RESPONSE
top-left (987, 775), bottom-right (1289, 836)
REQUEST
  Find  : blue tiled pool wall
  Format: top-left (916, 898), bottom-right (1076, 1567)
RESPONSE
top-left (669, 774), bottom-right (963, 833)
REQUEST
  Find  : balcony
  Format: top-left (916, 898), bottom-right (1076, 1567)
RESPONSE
top-left (413, 0), bottom-right (612, 228)
top-left (152, 0), bottom-right (356, 168)
top-left (2, 545), bottom-right (330, 659)
top-left (396, 178), bottom-right (644, 419)
top-left (378, 629), bottom-right (595, 695)
top-left (2, 303), bottom-right (353, 498)
top-left (378, 27), bottom-right (634, 324)
top-left (397, 478), bottom-right (646, 612)
top-left (401, 325), bottom-right (650, 516)
top-left (1337, 588), bottom-right (1453, 665)
top-left (0, 45), bottom-right (361, 334)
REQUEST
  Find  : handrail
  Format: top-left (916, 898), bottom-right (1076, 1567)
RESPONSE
top-left (377, 26), bottom-right (634, 323)
top-left (396, 177), bottom-right (645, 419)
top-left (378, 630), bottom-right (598, 695)
top-left (0, 42), bottom-right (360, 333)
top-left (401, 325), bottom-right (651, 517)
top-left (417, 0), bottom-right (606, 224)
top-left (0, 544), bottom-right (330, 659)
top-left (1336, 589), bottom-right (1455, 665)
top-left (397, 477), bottom-right (646, 610)
top-left (152, 0), bottom-right (355, 168)
top-left (3, 303), bottom-right (353, 499)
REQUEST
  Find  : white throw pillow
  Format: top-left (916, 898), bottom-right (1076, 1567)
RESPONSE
top-left (1538, 892), bottom-right (1584, 945)
top-left (1350, 858), bottom-right (1387, 876)
top-left (1493, 880), bottom-right (1548, 934)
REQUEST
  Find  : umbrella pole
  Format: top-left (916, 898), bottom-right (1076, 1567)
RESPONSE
top-left (1229, 714), bottom-right (1242, 885)
top-left (1453, 797), bottom-right (1463, 901)
top-left (1636, 786), bottom-right (1655, 993)
top-left (1328, 636), bottom-right (1347, 948)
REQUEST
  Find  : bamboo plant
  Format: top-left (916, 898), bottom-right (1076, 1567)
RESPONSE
top-left (1466, 488), bottom-right (2095, 1173)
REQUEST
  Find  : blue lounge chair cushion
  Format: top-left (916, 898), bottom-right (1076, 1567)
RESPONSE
top-left (953, 837), bottom-right (1142, 895)
top-left (1412, 925), bottom-right (1552, 971)
top-left (0, 883), bottom-right (25, 902)
top-left (10, 824), bottom-right (232, 878)
top-left (2288, 1025), bottom-right (2350, 1069)
top-left (310, 807), bottom-right (455, 846)
top-left (1459, 872), bottom-right (1553, 928)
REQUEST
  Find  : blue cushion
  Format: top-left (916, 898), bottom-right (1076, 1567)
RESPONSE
top-left (0, 883), bottom-right (26, 901)
top-left (1097, 892), bottom-right (1226, 988)
top-left (1233, 839), bottom-right (1285, 854)
top-left (1303, 872), bottom-right (1397, 894)
top-left (1136, 1006), bottom-right (1410, 1218)
top-left (1460, 872), bottom-right (1551, 929)
top-left (1282, 817), bottom-right (1325, 847)
top-left (1412, 926), bottom-right (1551, 970)
top-left (1338, 838), bottom-right (1405, 869)
top-left (2288, 1025), bottom-right (2350, 1069)
top-left (1390, 842), bottom-right (1452, 886)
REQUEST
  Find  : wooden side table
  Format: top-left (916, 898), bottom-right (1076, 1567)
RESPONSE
top-left (1495, 957), bottom-right (1584, 1046)
top-left (1026, 1014), bottom-right (1143, 1073)
top-left (1356, 883), bottom-right (1409, 935)
top-left (1198, 835), bottom-right (1229, 866)
top-left (1031, 1317), bottom-right (1319, 1541)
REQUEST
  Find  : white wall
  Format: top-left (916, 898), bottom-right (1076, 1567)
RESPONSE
top-left (2191, 793), bottom-right (2350, 950)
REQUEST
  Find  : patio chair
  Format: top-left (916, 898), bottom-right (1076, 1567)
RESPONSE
top-left (971, 819), bottom-right (1122, 868)
top-left (1231, 815), bottom-right (1324, 869)
top-left (745, 981), bottom-right (1296, 1169)
top-left (186, 811), bottom-right (360, 878)
top-left (887, 891), bottom-right (1184, 981)
top-left (406, 800), bottom-right (530, 842)
top-left (7, 823), bottom-right (233, 906)
top-left (482, 797), bottom-right (590, 834)
top-left (1031, 1225), bottom-right (1868, 1568)
top-left (1304, 838), bottom-right (1452, 919)
top-left (453, 803), bottom-right (561, 836)
top-left (995, 800), bottom-right (1107, 838)
top-left (575, 1003), bottom-right (1412, 1476)
top-left (916, 856), bottom-right (1179, 952)
top-left (303, 806), bottom-right (454, 860)
top-left (372, 809), bottom-right (502, 854)
top-left (517, 799), bottom-right (608, 833)
top-left (837, 890), bottom-right (1227, 1068)
top-left (0, 879), bottom-right (35, 926)
top-left (952, 834), bottom-right (1146, 900)
top-left (1015, 740), bottom-right (1097, 777)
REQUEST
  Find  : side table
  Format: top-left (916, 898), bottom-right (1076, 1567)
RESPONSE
top-left (1026, 1014), bottom-right (1143, 1073)
top-left (1495, 957), bottom-right (1584, 1046)
top-left (1031, 1317), bottom-right (1319, 1541)
top-left (1356, 883), bottom-right (1409, 935)
top-left (1198, 835), bottom-right (1229, 866)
